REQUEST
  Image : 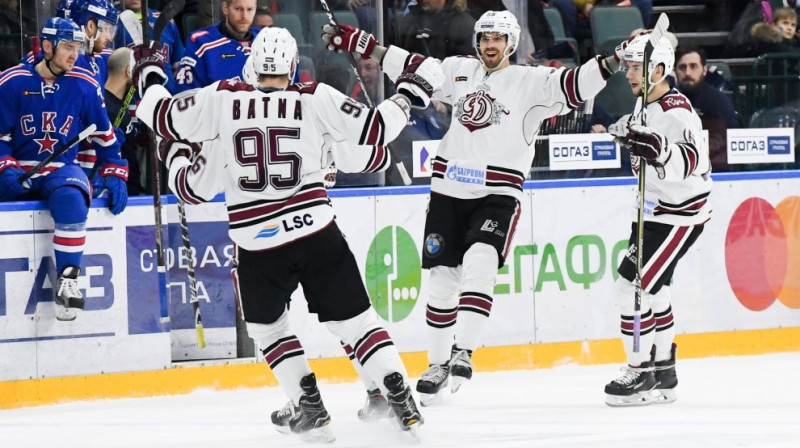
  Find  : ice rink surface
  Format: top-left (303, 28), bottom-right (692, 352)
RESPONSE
top-left (2, 352), bottom-right (799, 448)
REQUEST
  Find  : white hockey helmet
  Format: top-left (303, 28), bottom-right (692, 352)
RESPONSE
top-left (242, 54), bottom-right (257, 85)
top-left (473, 10), bottom-right (520, 66)
top-left (623, 34), bottom-right (675, 86)
top-left (250, 27), bottom-right (299, 81)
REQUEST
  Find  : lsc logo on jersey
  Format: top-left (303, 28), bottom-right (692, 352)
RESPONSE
top-left (364, 226), bottom-right (421, 323)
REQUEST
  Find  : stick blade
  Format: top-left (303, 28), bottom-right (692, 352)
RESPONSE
top-left (648, 13), bottom-right (670, 46)
top-left (120, 10), bottom-right (143, 45)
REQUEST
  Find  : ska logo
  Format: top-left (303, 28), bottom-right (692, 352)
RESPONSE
top-left (454, 89), bottom-right (509, 132)
top-left (364, 226), bottom-right (422, 322)
top-left (725, 196), bottom-right (800, 311)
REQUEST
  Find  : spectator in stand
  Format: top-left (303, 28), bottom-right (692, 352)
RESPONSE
top-left (547, 1), bottom-right (652, 41)
top-left (253, 7), bottom-right (274, 28)
top-left (393, 0), bottom-right (475, 58)
top-left (751, 7), bottom-right (800, 51)
top-left (674, 46), bottom-right (739, 172)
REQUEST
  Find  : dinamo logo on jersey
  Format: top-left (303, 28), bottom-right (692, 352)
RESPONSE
top-left (454, 89), bottom-right (509, 132)
top-left (364, 226), bottom-right (421, 322)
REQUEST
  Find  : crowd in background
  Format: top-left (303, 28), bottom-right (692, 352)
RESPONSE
top-left (0, 0), bottom-right (798, 195)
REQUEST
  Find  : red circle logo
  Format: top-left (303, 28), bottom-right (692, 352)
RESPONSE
top-left (725, 196), bottom-right (800, 311)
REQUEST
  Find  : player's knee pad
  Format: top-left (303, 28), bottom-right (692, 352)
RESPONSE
top-left (49, 186), bottom-right (88, 224)
top-left (246, 309), bottom-right (290, 349)
top-left (461, 242), bottom-right (498, 294)
top-left (650, 285), bottom-right (671, 313)
top-left (325, 307), bottom-right (378, 345)
top-left (428, 265), bottom-right (461, 307)
top-left (615, 276), bottom-right (652, 315)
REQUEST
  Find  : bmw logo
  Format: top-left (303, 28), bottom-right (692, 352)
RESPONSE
top-left (424, 233), bottom-right (444, 258)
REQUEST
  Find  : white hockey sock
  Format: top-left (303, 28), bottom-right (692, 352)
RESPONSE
top-left (426, 266), bottom-right (461, 364)
top-left (454, 243), bottom-right (498, 352)
top-left (341, 341), bottom-right (378, 391)
top-left (327, 309), bottom-right (406, 394)
top-left (651, 287), bottom-right (675, 362)
top-left (247, 314), bottom-right (312, 405)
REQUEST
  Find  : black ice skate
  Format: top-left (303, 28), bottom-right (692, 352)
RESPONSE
top-left (449, 346), bottom-right (473, 393)
top-left (652, 343), bottom-right (678, 404)
top-left (270, 400), bottom-right (298, 434)
top-left (384, 372), bottom-right (424, 439)
top-left (55, 266), bottom-right (84, 321)
top-left (604, 361), bottom-right (656, 407)
top-left (357, 388), bottom-right (393, 422)
top-left (416, 363), bottom-right (449, 406)
top-left (288, 373), bottom-right (335, 443)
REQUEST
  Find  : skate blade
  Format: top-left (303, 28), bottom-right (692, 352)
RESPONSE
top-left (604, 391), bottom-right (653, 407)
top-left (649, 388), bottom-right (677, 404)
top-left (403, 421), bottom-right (422, 444)
top-left (419, 389), bottom-right (447, 407)
top-left (357, 406), bottom-right (394, 422)
top-left (55, 305), bottom-right (77, 321)
top-left (298, 425), bottom-right (335, 443)
top-left (273, 424), bottom-right (291, 435)
top-left (450, 375), bottom-right (469, 393)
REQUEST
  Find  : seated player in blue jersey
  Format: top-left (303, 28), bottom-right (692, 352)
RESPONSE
top-left (0, 17), bottom-right (128, 321)
top-left (175, 0), bottom-right (259, 91)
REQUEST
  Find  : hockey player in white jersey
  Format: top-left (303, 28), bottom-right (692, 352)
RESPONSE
top-left (323, 10), bottom-right (617, 403)
top-left (602, 34), bottom-right (711, 406)
top-left (132, 27), bottom-right (444, 441)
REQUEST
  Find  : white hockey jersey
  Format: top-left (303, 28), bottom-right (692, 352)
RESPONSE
top-left (621, 88), bottom-right (712, 226)
top-left (381, 46), bottom-right (610, 200)
top-left (137, 80), bottom-right (408, 250)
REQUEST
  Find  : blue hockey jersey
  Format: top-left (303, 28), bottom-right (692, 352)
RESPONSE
top-left (0, 64), bottom-right (121, 179)
top-left (23, 50), bottom-right (111, 85)
top-left (175, 22), bottom-right (259, 91)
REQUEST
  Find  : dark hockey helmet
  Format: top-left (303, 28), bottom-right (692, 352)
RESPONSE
top-left (57, 0), bottom-right (119, 30)
top-left (40, 16), bottom-right (86, 54)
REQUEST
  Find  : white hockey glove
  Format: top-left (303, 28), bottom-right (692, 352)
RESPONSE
top-left (395, 56), bottom-right (444, 109)
top-left (626, 124), bottom-right (670, 166)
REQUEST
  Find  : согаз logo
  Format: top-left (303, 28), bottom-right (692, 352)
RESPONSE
top-left (725, 196), bottom-right (800, 311)
top-left (364, 226), bottom-right (421, 322)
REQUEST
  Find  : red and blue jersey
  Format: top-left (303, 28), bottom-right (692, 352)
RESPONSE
top-left (175, 22), bottom-right (259, 92)
top-left (0, 63), bottom-right (121, 180)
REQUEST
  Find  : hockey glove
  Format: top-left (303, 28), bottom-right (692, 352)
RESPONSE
top-left (99, 162), bottom-right (129, 215)
top-left (395, 56), bottom-right (444, 109)
top-left (0, 157), bottom-right (30, 201)
top-left (626, 124), bottom-right (670, 166)
top-left (157, 138), bottom-right (200, 168)
top-left (131, 42), bottom-right (168, 94)
top-left (321, 24), bottom-right (377, 59)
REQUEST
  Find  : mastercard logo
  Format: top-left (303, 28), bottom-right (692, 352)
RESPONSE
top-left (725, 196), bottom-right (800, 311)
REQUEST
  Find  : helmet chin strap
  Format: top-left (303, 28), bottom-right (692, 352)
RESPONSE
top-left (82, 25), bottom-right (98, 54)
top-left (43, 46), bottom-right (66, 77)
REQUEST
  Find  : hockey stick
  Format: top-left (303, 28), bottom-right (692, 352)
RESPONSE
top-left (317, 0), bottom-right (413, 186)
top-left (632, 13), bottom-right (669, 353)
top-left (88, 86), bottom-right (137, 182)
top-left (141, 0), bottom-right (186, 324)
top-left (177, 199), bottom-right (205, 347)
top-left (19, 124), bottom-right (97, 184)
